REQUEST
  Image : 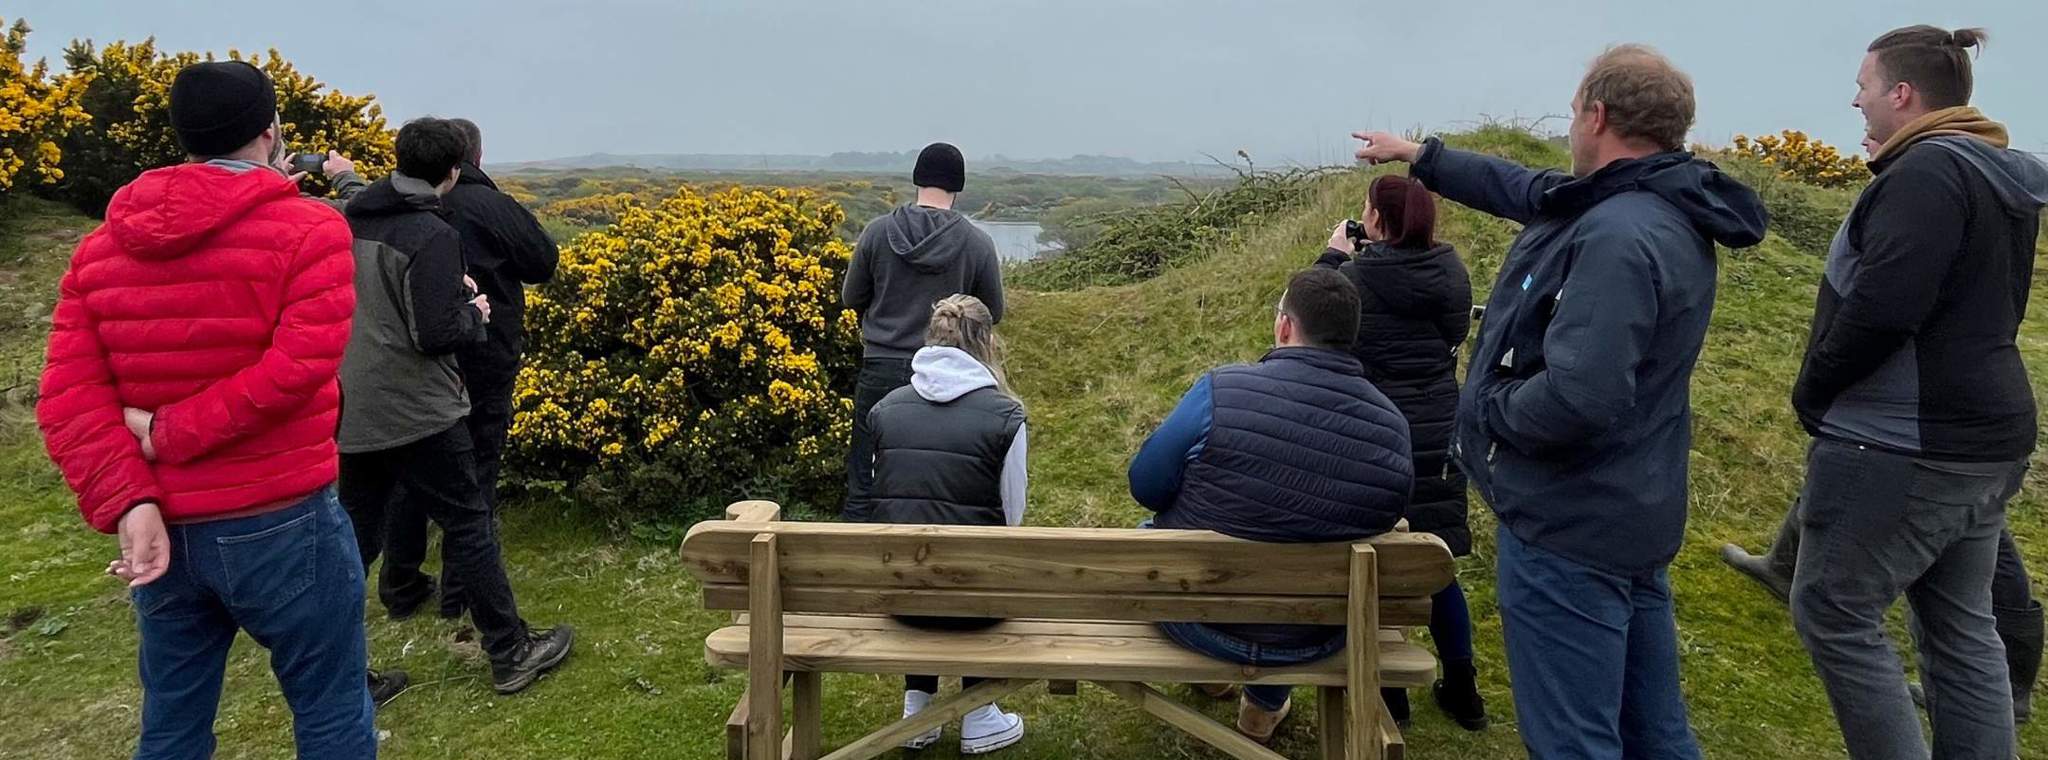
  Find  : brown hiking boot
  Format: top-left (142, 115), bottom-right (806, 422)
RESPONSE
top-left (1236, 695), bottom-right (1291, 744)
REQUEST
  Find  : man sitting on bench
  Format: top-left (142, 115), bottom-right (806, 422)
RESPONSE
top-left (1126, 268), bottom-right (1416, 743)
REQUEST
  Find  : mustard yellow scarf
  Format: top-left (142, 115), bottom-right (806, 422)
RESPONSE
top-left (1872, 106), bottom-right (2009, 164)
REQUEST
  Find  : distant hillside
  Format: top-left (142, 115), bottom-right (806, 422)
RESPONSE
top-left (498, 150), bottom-right (1240, 178)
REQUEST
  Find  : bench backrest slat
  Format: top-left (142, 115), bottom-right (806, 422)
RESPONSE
top-left (681, 520), bottom-right (1454, 626)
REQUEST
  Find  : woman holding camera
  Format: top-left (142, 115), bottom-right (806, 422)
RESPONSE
top-left (865, 294), bottom-right (1030, 754)
top-left (1317, 174), bottom-right (1486, 731)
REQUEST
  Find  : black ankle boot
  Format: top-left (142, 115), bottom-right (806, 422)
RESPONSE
top-left (1432, 659), bottom-right (1488, 731)
top-left (1999, 601), bottom-right (2042, 724)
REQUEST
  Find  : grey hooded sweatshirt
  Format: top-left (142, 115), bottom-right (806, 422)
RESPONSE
top-left (843, 205), bottom-right (1005, 358)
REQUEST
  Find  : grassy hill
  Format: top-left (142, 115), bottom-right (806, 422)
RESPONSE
top-left (1, 129), bottom-right (2044, 758)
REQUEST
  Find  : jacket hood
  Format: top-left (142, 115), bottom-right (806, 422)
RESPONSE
top-left (1349, 243), bottom-right (1463, 315)
top-left (346, 173), bottom-right (445, 219)
top-left (1918, 137), bottom-right (2048, 218)
top-left (104, 163), bottom-right (301, 261)
top-left (454, 162), bottom-right (499, 190)
top-left (1545, 152), bottom-right (1769, 249)
top-left (881, 204), bottom-right (976, 273)
top-left (911, 346), bottom-right (999, 403)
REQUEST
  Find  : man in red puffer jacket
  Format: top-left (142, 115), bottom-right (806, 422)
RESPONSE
top-left (36, 61), bottom-right (382, 760)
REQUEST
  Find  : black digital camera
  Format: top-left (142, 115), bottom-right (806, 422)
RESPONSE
top-left (1343, 219), bottom-right (1373, 249)
top-left (289, 153), bottom-right (326, 176)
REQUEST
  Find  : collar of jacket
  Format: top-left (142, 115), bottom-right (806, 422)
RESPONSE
top-left (1870, 106), bottom-right (2010, 172)
top-left (1259, 345), bottom-right (1365, 376)
top-left (456, 162), bottom-right (499, 190)
top-left (1538, 151), bottom-right (1694, 216)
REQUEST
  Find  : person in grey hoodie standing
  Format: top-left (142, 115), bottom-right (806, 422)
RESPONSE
top-left (841, 142), bottom-right (1005, 521)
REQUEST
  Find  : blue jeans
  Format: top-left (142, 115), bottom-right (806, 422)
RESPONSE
top-left (130, 487), bottom-right (376, 760)
top-left (1496, 525), bottom-right (1701, 760)
top-left (1158, 622), bottom-right (1346, 710)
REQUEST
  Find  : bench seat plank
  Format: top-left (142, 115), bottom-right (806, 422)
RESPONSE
top-left (705, 619), bottom-right (1437, 689)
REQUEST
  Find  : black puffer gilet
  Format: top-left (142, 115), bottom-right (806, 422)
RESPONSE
top-left (1325, 243), bottom-right (1474, 555)
top-left (867, 385), bottom-right (1024, 525)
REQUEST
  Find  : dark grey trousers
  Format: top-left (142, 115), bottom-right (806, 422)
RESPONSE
top-left (1787, 439), bottom-right (2024, 760)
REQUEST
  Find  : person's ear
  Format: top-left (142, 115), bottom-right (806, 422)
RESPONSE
top-left (1890, 81), bottom-right (1914, 111)
top-left (1588, 101), bottom-right (1610, 137)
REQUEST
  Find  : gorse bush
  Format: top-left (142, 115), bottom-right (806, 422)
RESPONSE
top-left (1730, 130), bottom-right (1866, 189)
top-left (510, 186), bottom-right (861, 519)
top-left (0, 18), bottom-right (88, 194)
top-left (51, 39), bottom-right (391, 214)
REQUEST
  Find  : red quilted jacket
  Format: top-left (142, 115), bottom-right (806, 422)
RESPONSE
top-left (37, 163), bottom-right (355, 533)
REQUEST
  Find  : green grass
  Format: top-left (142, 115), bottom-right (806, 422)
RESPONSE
top-left (3, 128), bottom-right (2047, 760)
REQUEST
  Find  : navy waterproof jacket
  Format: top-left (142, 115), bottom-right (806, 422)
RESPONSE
top-left (1413, 138), bottom-right (1767, 576)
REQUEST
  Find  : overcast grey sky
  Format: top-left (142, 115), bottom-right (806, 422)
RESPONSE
top-left (14, 0), bottom-right (2045, 165)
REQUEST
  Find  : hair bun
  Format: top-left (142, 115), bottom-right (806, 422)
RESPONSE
top-left (1948, 27), bottom-right (1986, 48)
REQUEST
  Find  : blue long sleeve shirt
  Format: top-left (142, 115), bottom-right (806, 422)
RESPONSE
top-left (1127, 375), bottom-right (1212, 512)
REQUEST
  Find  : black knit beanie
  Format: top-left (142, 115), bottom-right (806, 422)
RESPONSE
top-left (912, 142), bottom-right (966, 193)
top-left (169, 61), bottom-right (278, 157)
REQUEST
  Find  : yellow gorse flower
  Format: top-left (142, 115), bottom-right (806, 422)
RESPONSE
top-left (1729, 130), bottom-right (1866, 189)
top-left (510, 184), bottom-right (861, 512)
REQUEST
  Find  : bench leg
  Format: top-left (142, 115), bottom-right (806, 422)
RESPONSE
top-left (819, 678), bottom-right (1032, 760)
top-left (791, 672), bottom-right (822, 760)
top-left (1096, 681), bottom-right (1287, 760)
top-left (1318, 686), bottom-right (1346, 760)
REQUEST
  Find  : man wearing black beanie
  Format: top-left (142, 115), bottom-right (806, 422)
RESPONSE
top-left (841, 142), bottom-right (1005, 520)
top-left (39, 60), bottom-right (386, 758)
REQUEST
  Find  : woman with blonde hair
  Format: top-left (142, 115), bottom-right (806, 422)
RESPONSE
top-left (865, 293), bottom-right (1029, 754)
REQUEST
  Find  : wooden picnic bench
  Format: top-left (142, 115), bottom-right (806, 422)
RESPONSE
top-left (680, 501), bottom-right (1455, 760)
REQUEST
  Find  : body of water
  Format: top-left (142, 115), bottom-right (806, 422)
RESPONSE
top-left (972, 221), bottom-right (1061, 262)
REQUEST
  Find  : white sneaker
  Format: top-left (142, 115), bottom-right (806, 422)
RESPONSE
top-left (959, 703), bottom-right (1025, 754)
top-left (901, 690), bottom-right (942, 750)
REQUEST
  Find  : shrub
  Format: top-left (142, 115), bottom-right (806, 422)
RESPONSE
top-left (510, 186), bottom-right (860, 519)
top-left (1009, 163), bottom-right (1334, 290)
top-left (1730, 130), bottom-right (1865, 189)
top-left (50, 40), bottom-right (391, 215)
top-left (0, 18), bottom-right (88, 194)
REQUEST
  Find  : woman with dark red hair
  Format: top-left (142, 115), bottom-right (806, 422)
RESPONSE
top-left (1318, 173), bottom-right (1485, 731)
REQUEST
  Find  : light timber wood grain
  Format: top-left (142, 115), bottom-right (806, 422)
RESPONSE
top-left (746, 534), bottom-right (782, 760)
top-left (699, 584), bottom-right (1434, 627)
top-left (683, 522), bottom-right (1452, 598)
top-left (1346, 545), bottom-right (1381, 760)
top-left (704, 623), bottom-right (1437, 688)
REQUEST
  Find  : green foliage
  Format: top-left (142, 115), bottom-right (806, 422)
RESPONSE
top-left (1007, 165), bottom-right (1337, 290)
top-left (48, 39), bottom-right (391, 215)
top-left (510, 186), bottom-right (861, 522)
top-left (1034, 196), bottom-right (1133, 251)
top-left (0, 18), bottom-right (88, 194)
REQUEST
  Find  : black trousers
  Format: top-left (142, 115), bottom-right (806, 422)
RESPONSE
top-left (385, 367), bottom-right (517, 616)
top-left (340, 421), bottom-right (529, 665)
top-left (841, 357), bottom-right (913, 521)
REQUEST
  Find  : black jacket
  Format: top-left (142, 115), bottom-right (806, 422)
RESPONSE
top-left (1317, 242), bottom-right (1474, 555)
top-left (338, 174), bottom-right (486, 452)
top-left (1416, 138), bottom-right (1768, 576)
top-left (1794, 137), bottom-right (2048, 461)
top-left (443, 163), bottom-right (558, 379)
